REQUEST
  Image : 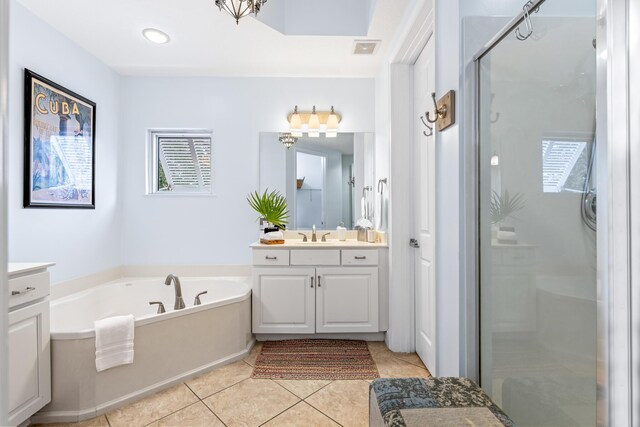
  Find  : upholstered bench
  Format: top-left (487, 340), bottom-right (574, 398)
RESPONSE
top-left (369, 377), bottom-right (515, 427)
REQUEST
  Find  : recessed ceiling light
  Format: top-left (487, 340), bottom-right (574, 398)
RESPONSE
top-left (142, 28), bottom-right (170, 44)
top-left (353, 40), bottom-right (381, 55)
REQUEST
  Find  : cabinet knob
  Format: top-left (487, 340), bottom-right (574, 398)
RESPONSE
top-left (317, 276), bottom-right (321, 287)
top-left (355, 256), bottom-right (367, 260)
top-left (311, 277), bottom-right (315, 288)
top-left (265, 256), bottom-right (278, 260)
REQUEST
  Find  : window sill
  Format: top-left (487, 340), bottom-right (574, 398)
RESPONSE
top-left (145, 192), bottom-right (218, 198)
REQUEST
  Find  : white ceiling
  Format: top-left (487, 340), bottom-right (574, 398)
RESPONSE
top-left (17, 0), bottom-right (410, 77)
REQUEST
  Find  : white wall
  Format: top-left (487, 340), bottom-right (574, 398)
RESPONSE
top-left (119, 77), bottom-right (375, 266)
top-left (8, 2), bottom-right (121, 284)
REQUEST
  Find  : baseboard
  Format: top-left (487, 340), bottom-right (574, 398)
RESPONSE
top-left (255, 332), bottom-right (386, 341)
top-left (32, 339), bottom-right (255, 424)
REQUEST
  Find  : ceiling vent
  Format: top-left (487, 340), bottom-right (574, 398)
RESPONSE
top-left (353, 40), bottom-right (381, 55)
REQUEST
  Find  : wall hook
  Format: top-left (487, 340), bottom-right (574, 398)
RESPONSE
top-left (425, 92), bottom-right (446, 124)
top-left (426, 91), bottom-right (456, 131)
top-left (420, 115), bottom-right (433, 136)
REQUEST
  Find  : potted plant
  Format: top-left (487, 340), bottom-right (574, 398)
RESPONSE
top-left (489, 189), bottom-right (524, 243)
top-left (247, 189), bottom-right (290, 233)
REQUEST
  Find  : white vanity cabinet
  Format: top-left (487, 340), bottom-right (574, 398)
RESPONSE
top-left (251, 245), bottom-right (387, 335)
top-left (8, 263), bottom-right (54, 427)
top-left (315, 267), bottom-right (378, 333)
top-left (253, 268), bottom-right (316, 333)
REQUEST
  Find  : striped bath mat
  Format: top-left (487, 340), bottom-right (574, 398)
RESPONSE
top-left (251, 339), bottom-right (380, 380)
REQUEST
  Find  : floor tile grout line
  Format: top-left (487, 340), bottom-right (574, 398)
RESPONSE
top-left (257, 399), bottom-right (307, 427)
top-left (199, 398), bottom-right (228, 427)
top-left (138, 395), bottom-right (201, 427)
top-left (389, 354), bottom-right (429, 370)
top-left (191, 373), bottom-right (253, 401)
top-left (303, 397), bottom-right (347, 427)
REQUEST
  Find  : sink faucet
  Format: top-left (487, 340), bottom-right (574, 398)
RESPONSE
top-left (312, 224), bottom-right (317, 242)
top-left (165, 274), bottom-right (185, 310)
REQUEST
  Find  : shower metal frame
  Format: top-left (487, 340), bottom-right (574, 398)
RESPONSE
top-left (469, 0), bottom-right (637, 425)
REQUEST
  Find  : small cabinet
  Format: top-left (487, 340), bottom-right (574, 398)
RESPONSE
top-left (7, 263), bottom-right (53, 427)
top-left (316, 267), bottom-right (379, 333)
top-left (8, 300), bottom-right (51, 426)
top-left (253, 268), bottom-right (316, 334)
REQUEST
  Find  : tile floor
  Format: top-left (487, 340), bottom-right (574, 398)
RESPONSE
top-left (34, 342), bottom-right (431, 427)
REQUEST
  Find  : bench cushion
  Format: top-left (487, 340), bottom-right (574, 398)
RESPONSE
top-left (370, 377), bottom-right (515, 427)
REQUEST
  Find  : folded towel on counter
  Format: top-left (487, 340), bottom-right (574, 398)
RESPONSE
top-left (262, 230), bottom-right (284, 241)
top-left (94, 314), bottom-right (135, 372)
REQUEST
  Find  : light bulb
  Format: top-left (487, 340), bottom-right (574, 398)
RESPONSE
top-left (308, 106), bottom-right (320, 138)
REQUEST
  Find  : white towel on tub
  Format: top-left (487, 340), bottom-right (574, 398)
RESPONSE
top-left (94, 314), bottom-right (135, 372)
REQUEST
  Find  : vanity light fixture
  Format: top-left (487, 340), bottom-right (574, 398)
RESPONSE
top-left (286, 106), bottom-right (342, 138)
top-left (308, 106), bottom-right (320, 138)
top-left (142, 28), bottom-right (171, 44)
top-left (326, 106), bottom-right (339, 138)
top-left (279, 133), bottom-right (297, 149)
top-left (214, 0), bottom-right (267, 24)
top-left (289, 106), bottom-right (303, 137)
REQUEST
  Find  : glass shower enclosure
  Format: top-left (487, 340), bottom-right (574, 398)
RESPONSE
top-left (476, 1), bottom-right (597, 425)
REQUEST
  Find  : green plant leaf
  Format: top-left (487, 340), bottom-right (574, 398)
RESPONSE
top-left (490, 189), bottom-right (525, 224)
top-left (247, 189), bottom-right (290, 228)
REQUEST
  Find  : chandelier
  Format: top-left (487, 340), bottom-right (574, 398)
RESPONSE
top-left (279, 133), bottom-right (297, 149)
top-left (214, 0), bottom-right (267, 24)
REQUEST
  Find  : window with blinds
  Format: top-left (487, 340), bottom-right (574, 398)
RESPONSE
top-left (542, 139), bottom-right (588, 193)
top-left (148, 131), bottom-right (213, 195)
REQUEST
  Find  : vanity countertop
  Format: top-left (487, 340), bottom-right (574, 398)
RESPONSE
top-left (8, 262), bottom-right (56, 277)
top-left (250, 239), bottom-right (388, 249)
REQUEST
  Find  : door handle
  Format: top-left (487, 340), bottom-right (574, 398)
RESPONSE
top-left (11, 286), bottom-right (35, 296)
top-left (311, 276), bottom-right (315, 288)
top-left (317, 276), bottom-right (321, 287)
top-left (410, 238), bottom-right (420, 248)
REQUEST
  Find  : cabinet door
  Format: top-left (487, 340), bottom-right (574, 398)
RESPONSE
top-left (252, 268), bottom-right (316, 334)
top-left (8, 299), bottom-right (51, 426)
top-left (316, 267), bottom-right (379, 333)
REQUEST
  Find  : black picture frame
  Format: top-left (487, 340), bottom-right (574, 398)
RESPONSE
top-left (23, 69), bottom-right (96, 209)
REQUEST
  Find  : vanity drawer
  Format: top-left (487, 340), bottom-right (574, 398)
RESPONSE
top-left (9, 271), bottom-right (50, 309)
top-left (290, 250), bottom-right (340, 266)
top-left (342, 250), bottom-right (379, 266)
top-left (253, 250), bottom-right (290, 266)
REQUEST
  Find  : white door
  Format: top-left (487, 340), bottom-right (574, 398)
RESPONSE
top-left (315, 267), bottom-right (378, 333)
top-left (252, 268), bottom-right (316, 334)
top-left (413, 38), bottom-right (437, 373)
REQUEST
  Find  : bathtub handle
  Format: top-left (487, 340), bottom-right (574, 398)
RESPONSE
top-left (149, 301), bottom-right (166, 314)
top-left (194, 291), bottom-right (208, 306)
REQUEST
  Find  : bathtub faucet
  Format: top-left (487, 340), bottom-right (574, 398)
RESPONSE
top-left (165, 274), bottom-right (185, 310)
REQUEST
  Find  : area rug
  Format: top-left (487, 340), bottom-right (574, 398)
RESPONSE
top-left (251, 339), bottom-right (380, 380)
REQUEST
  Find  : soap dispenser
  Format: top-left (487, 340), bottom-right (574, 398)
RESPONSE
top-left (336, 222), bottom-right (347, 241)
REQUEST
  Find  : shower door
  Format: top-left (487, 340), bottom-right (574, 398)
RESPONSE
top-left (477, 3), bottom-right (597, 426)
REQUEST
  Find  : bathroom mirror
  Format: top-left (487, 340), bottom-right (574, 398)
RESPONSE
top-left (259, 132), bottom-right (375, 230)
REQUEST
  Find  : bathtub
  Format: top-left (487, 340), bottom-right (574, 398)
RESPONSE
top-left (34, 276), bottom-right (253, 423)
top-left (536, 275), bottom-right (597, 359)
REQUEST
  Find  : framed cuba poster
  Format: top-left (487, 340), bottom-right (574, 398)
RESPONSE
top-left (23, 69), bottom-right (96, 208)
